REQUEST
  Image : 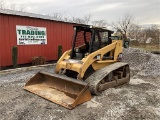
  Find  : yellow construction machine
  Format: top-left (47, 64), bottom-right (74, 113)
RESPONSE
top-left (24, 25), bottom-right (130, 109)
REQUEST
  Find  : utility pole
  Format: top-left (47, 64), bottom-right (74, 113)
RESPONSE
top-left (158, 28), bottom-right (160, 49)
top-left (158, 30), bottom-right (160, 50)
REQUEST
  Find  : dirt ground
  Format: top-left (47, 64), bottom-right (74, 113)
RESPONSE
top-left (0, 48), bottom-right (160, 120)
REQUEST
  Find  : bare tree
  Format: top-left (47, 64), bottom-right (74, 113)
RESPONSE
top-left (112, 13), bottom-right (134, 40)
top-left (128, 23), bottom-right (160, 47)
top-left (128, 24), bottom-right (142, 40)
top-left (72, 17), bottom-right (85, 24)
top-left (18, 4), bottom-right (27, 12)
top-left (92, 20), bottom-right (107, 27)
top-left (49, 12), bottom-right (64, 20)
top-left (0, 0), bottom-right (5, 9)
top-left (144, 25), bottom-right (160, 44)
top-left (10, 3), bottom-right (17, 10)
top-left (83, 13), bottom-right (91, 24)
top-left (0, 0), bottom-right (27, 12)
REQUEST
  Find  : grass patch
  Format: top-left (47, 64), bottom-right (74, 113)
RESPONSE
top-left (130, 45), bottom-right (160, 52)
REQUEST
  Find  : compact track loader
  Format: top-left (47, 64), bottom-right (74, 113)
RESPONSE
top-left (24, 25), bottom-right (130, 109)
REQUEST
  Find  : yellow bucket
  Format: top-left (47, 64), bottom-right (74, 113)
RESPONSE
top-left (24, 71), bottom-right (92, 109)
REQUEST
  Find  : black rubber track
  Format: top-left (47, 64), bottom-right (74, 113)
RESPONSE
top-left (85, 62), bottom-right (129, 95)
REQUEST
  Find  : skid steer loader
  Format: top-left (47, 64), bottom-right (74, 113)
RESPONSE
top-left (24, 25), bottom-right (130, 109)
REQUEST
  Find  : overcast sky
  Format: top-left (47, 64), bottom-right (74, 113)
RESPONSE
top-left (5, 0), bottom-right (160, 25)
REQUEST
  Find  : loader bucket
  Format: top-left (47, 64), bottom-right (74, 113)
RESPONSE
top-left (24, 71), bottom-right (92, 109)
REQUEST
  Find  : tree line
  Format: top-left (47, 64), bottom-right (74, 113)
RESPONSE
top-left (0, 0), bottom-right (159, 46)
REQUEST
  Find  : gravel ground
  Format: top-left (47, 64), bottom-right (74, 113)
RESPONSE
top-left (0, 47), bottom-right (160, 120)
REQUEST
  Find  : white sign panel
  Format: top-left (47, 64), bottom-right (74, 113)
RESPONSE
top-left (16, 25), bottom-right (47, 45)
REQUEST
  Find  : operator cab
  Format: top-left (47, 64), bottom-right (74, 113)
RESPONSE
top-left (70, 25), bottom-right (114, 60)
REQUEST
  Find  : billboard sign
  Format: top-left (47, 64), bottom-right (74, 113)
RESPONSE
top-left (16, 25), bottom-right (47, 45)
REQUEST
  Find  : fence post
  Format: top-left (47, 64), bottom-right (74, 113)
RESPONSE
top-left (12, 46), bottom-right (18, 68)
top-left (58, 45), bottom-right (62, 59)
